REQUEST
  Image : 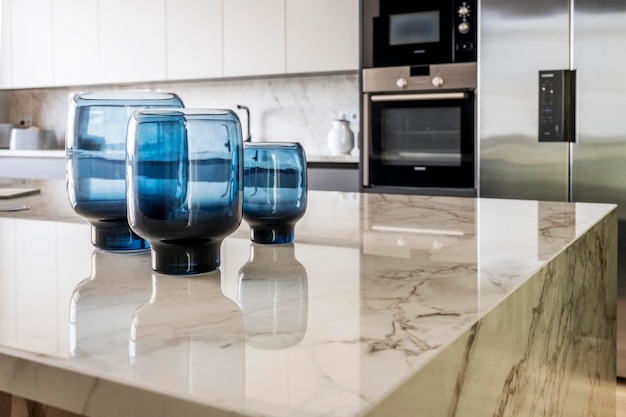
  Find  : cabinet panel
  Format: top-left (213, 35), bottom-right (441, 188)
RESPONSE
top-left (53, 0), bottom-right (99, 86)
top-left (10, 0), bottom-right (54, 88)
top-left (99, 0), bottom-right (166, 84)
top-left (286, 0), bottom-right (358, 73)
top-left (223, 0), bottom-right (285, 77)
top-left (0, 0), bottom-right (12, 88)
top-left (166, 0), bottom-right (222, 80)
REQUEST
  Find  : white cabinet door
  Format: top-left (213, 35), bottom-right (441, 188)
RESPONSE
top-left (99, 0), bottom-right (166, 84)
top-left (53, 0), bottom-right (99, 86)
top-left (223, 0), bottom-right (285, 77)
top-left (0, 0), bottom-right (12, 88)
top-left (286, 0), bottom-right (358, 73)
top-left (10, 0), bottom-right (54, 88)
top-left (166, 0), bottom-right (222, 81)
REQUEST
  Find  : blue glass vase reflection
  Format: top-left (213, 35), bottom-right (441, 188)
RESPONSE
top-left (126, 109), bottom-right (243, 275)
top-left (243, 142), bottom-right (307, 244)
top-left (66, 91), bottom-right (184, 251)
top-left (238, 243), bottom-right (308, 349)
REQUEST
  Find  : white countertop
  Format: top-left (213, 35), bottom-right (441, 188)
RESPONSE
top-left (0, 179), bottom-right (617, 417)
top-left (0, 149), bottom-right (360, 164)
top-left (0, 149), bottom-right (65, 158)
top-left (306, 153), bottom-right (359, 163)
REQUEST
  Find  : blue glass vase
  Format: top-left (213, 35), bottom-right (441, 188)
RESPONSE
top-left (126, 109), bottom-right (243, 275)
top-left (66, 91), bottom-right (184, 251)
top-left (243, 142), bottom-right (307, 244)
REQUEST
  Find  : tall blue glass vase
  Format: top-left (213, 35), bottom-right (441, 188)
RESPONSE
top-left (243, 142), bottom-right (307, 244)
top-left (126, 109), bottom-right (243, 275)
top-left (66, 91), bottom-right (184, 251)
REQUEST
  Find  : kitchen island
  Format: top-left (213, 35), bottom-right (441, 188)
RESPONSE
top-left (0, 179), bottom-right (616, 417)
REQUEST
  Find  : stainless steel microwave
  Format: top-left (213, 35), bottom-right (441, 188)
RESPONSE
top-left (362, 0), bottom-right (477, 68)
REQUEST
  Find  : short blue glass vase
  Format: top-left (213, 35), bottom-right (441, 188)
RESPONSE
top-left (66, 91), bottom-right (184, 251)
top-left (126, 109), bottom-right (243, 275)
top-left (243, 142), bottom-right (307, 244)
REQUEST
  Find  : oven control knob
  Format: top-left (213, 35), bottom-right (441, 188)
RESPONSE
top-left (396, 78), bottom-right (408, 89)
top-left (458, 5), bottom-right (470, 17)
top-left (432, 76), bottom-right (444, 88)
top-left (458, 22), bottom-right (470, 34)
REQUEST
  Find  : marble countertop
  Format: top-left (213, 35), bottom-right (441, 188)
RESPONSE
top-left (0, 149), bottom-right (360, 164)
top-left (0, 179), bottom-right (617, 417)
top-left (0, 149), bottom-right (65, 158)
top-left (306, 153), bottom-right (359, 163)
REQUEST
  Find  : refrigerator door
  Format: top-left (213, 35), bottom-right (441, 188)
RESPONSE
top-left (572, 2), bottom-right (626, 214)
top-left (571, 0), bottom-right (626, 377)
top-left (479, 1), bottom-right (571, 201)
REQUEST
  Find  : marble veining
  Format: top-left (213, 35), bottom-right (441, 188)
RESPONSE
top-left (0, 179), bottom-right (617, 417)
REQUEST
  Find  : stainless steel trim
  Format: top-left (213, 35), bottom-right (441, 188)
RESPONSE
top-left (362, 95), bottom-right (370, 186)
top-left (371, 92), bottom-right (466, 102)
top-left (363, 62), bottom-right (477, 93)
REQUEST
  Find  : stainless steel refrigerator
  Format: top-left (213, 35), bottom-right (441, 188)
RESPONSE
top-left (478, 0), bottom-right (626, 375)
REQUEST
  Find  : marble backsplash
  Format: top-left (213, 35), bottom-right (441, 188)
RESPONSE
top-left (5, 72), bottom-right (360, 156)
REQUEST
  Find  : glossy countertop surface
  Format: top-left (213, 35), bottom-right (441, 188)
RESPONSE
top-left (0, 179), bottom-right (616, 417)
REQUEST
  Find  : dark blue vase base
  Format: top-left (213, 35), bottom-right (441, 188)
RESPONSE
top-left (150, 240), bottom-right (222, 275)
top-left (91, 225), bottom-right (149, 251)
top-left (250, 225), bottom-right (295, 245)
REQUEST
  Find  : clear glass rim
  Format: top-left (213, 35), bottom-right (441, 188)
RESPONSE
top-left (74, 90), bottom-right (180, 101)
top-left (133, 108), bottom-right (234, 117)
top-left (243, 141), bottom-right (304, 150)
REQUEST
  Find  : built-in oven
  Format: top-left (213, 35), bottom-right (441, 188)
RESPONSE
top-left (361, 63), bottom-right (477, 196)
top-left (362, 0), bottom-right (477, 69)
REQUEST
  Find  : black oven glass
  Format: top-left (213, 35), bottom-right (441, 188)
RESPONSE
top-left (381, 107), bottom-right (461, 166)
top-left (369, 0), bottom-right (477, 68)
top-left (368, 93), bottom-right (474, 189)
top-left (389, 11), bottom-right (440, 46)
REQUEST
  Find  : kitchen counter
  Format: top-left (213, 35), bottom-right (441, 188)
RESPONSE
top-left (0, 179), bottom-right (616, 417)
top-left (306, 153), bottom-right (359, 164)
top-left (0, 149), bottom-right (65, 180)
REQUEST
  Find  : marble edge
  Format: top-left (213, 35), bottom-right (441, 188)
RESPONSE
top-left (0, 149), bottom-right (65, 158)
top-left (0, 346), bottom-right (251, 417)
top-left (357, 208), bottom-right (618, 417)
top-left (306, 154), bottom-right (359, 163)
top-left (0, 149), bottom-right (361, 163)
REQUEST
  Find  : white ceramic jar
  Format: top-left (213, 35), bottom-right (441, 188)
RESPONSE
top-left (327, 119), bottom-right (354, 155)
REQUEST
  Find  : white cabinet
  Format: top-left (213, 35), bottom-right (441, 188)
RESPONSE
top-left (166, 0), bottom-right (223, 81)
top-left (0, 0), bottom-right (12, 88)
top-left (0, 0), bottom-right (358, 89)
top-left (223, 0), bottom-right (285, 77)
top-left (10, 0), bottom-right (54, 88)
top-left (99, 0), bottom-right (167, 84)
top-left (53, 0), bottom-right (99, 86)
top-left (286, 0), bottom-right (358, 73)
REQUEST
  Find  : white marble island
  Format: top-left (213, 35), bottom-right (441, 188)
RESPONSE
top-left (0, 179), bottom-right (617, 417)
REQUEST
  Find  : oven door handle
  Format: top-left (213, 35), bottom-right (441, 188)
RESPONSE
top-left (370, 92), bottom-right (467, 102)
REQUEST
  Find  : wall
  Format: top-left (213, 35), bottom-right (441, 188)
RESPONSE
top-left (6, 72), bottom-right (360, 156)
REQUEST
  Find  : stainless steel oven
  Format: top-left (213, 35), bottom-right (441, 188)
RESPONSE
top-left (361, 63), bottom-right (477, 196)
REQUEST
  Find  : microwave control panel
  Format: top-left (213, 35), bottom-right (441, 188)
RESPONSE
top-left (538, 69), bottom-right (576, 143)
top-left (454, 0), bottom-right (477, 62)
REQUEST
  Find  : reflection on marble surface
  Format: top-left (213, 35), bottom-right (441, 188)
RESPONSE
top-left (129, 271), bottom-right (245, 404)
top-left (238, 243), bottom-right (308, 349)
top-left (0, 184), bottom-right (617, 417)
top-left (69, 249), bottom-right (152, 368)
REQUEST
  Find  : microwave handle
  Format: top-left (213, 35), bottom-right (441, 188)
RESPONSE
top-left (370, 92), bottom-right (466, 102)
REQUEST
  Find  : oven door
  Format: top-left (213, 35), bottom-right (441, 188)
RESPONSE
top-left (363, 90), bottom-right (475, 191)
